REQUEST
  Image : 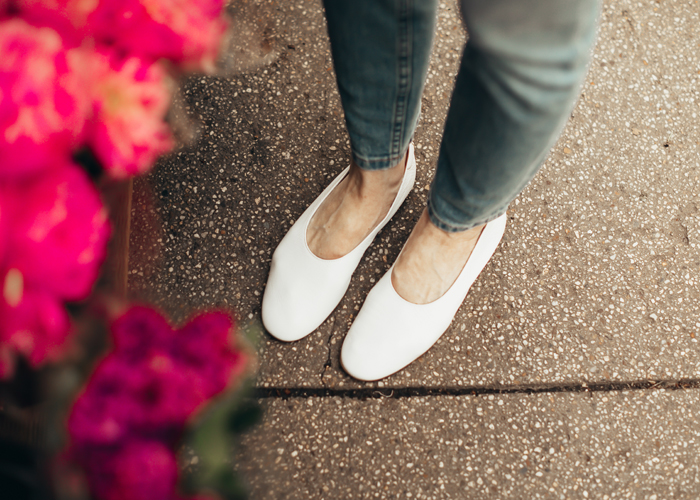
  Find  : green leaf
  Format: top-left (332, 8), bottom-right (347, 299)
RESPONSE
top-left (180, 381), bottom-right (260, 500)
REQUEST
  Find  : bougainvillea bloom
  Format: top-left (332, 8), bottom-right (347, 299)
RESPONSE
top-left (107, 440), bottom-right (179, 500)
top-left (113, 0), bottom-right (229, 72)
top-left (84, 440), bottom-right (178, 500)
top-left (8, 161), bottom-right (110, 301)
top-left (88, 51), bottom-right (174, 179)
top-left (69, 306), bottom-right (245, 500)
top-left (18, 0), bottom-right (228, 72)
top-left (0, 18), bottom-right (90, 178)
top-left (107, 306), bottom-right (245, 420)
top-left (0, 283), bottom-right (70, 370)
top-left (0, 162), bottom-right (107, 376)
top-left (15, 0), bottom-right (98, 30)
top-left (68, 307), bottom-right (244, 439)
top-left (0, 191), bottom-right (9, 267)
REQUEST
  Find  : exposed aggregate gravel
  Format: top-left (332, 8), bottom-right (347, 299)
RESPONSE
top-left (236, 390), bottom-right (700, 500)
top-left (133, 0), bottom-right (699, 389)
top-left (127, 0), bottom-right (700, 497)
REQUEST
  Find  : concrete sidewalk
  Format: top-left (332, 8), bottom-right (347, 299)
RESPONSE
top-left (129, 0), bottom-right (700, 498)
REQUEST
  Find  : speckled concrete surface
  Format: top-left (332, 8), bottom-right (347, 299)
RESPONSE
top-left (235, 390), bottom-right (700, 499)
top-left (126, 0), bottom-right (700, 497)
top-left (129, 0), bottom-right (700, 390)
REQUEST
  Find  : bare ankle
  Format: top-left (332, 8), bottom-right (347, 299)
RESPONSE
top-left (391, 210), bottom-right (485, 304)
top-left (349, 151), bottom-right (407, 196)
top-left (307, 150), bottom-right (409, 260)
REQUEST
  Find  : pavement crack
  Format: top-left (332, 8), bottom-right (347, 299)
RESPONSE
top-left (256, 378), bottom-right (700, 400)
top-left (320, 317), bottom-right (335, 387)
top-left (680, 222), bottom-right (690, 246)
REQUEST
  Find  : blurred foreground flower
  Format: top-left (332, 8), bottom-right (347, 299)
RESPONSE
top-left (68, 306), bottom-right (247, 500)
top-left (0, 163), bottom-right (110, 376)
top-left (18, 0), bottom-right (229, 72)
top-left (0, 18), bottom-right (90, 178)
top-left (88, 51), bottom-right (174, 178)
top-left (0, 1), bottom-right (250, 498)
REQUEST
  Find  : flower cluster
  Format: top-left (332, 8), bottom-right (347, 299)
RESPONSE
top-left (0, 0), bottom-right (229, 376)
top-left (0, 10), bottom-right (181, 180)
top-left (17, 0), bottom-right (228, 72)
top-left (68, 306), bottom-right (246, 500)
top-left (0, 164), bottom-right (110, 376)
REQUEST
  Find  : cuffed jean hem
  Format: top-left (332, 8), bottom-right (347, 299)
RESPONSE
top-left (352, 146), bottom-right (411, 171)
top-left (427, 195), bottom-right (507, 233)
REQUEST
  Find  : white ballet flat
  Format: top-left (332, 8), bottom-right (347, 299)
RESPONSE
top-left (262, 144), bottom-right (416, 342)
top-left (340, 213), bottom-right (507, 381)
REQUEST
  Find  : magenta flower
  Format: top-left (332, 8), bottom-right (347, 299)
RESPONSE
top-left (69, 306), bottom-right (246, 500)
top-left (118, 0), bottom-right (229, 72)
top-left (110, 306), bottom-right (244, 419)
top-left (8, 161), bottom-right (110, 301)
top-left (15, 0), bottom-right (97, 31)
top-left (88, 50), bottom-right (174, 179)
top-left (0, 162), bottom-right (108, 376)
top-left (85, 440), bottom-right (178, 500)
top-left (111, 304), bottom-right (174, 362)
top-left (174, 311), bottom-right (246, 397)
top-left (0, 18), bottom-right (90, 178)
top-left (0, 189), bottom-right (9, 268)
top-left (0, 280), bottom-right (70, 369)
top-left (125, 353), bottom-right (208, 433)
top-left (112, 306), bottom-right (245, 396)
top-left (108, 440), bottom-right (178, 500)
top-left (68, 359), bottom-right (143, 446)
top-left (17, 0), bottom-right (229, 71)
top-left (70, 354), bottom-right (203, 447)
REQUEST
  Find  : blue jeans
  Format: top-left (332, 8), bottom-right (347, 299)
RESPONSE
top-left (323, 0), bottom-right (600, 232)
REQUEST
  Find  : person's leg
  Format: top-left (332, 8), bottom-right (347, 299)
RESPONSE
top-left (309, 0), bottom-right (438, 259)
top-left (393, 0), bottom-right (600, 303)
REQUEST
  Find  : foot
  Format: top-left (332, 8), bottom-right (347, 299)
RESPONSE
top-left (391, 209), bottom-right (485, 304)
top-left (307, 152), bottom-right (408, 259)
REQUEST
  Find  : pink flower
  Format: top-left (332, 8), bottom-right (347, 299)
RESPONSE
top-left (8, 161), bottom-right (110, 301)
top-left (108, 440), bottom-right (178, 500)
top-left (69, 360), bottom-right (142, 447)
top-left (16, 0), bottom-right (98, 30)
top-left (0, 162), bottom-right (108, 376)
top-left (174, 312), bottom-right (246, 397)
top-left (22, 0), bottom-right (229, 72)
top-left (1, 190), bottom-right (73, 377)
top-left (0, 188), bottom-right (9, 267)
top-left (88, 50), bottom-right (173, 179)
top-left (109, 306), bottom-right (243, 424)
top-left (0, 280), bottom-right (70, 367)
top-left (70, 306), bottom-right (244, 439)
top-left (68, 306), bottom-right (246, 500)
top-left (111, 306), bottom-right (245, 399)
top-left (70, 354), bottom-right (202, 447)
top-left (116, 0), bottom-right (228, 72)
top-left (88, 440), bottom-right (178, 500)
top-left (67, 0), bottom-right (227, 71)
top-left (111, 305), bottom-right (173, 362)
top-left (0, 18), bottom-right (90, 178)
top-left (130, 356), bottom-right (208, 431)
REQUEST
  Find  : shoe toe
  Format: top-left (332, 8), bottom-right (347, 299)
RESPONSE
top-left (341, 214), bottom-right (508, 381)
top-left (262, 144), bottom-right (418, 344)
top-left (340, 276), bottom-right (444, 381)
top-left (261, 294), bottom-right (312, 342)
top-left (262, 257), bottom-right (338, 342)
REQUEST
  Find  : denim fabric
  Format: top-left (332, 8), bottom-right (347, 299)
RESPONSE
top-left (323, 0), bottom-right (438, 170)
top-left (324, 0), bottom-right (600, 232)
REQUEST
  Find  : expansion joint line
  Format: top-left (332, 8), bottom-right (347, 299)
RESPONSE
top-left (255, 378), bottom-right (700, 400)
